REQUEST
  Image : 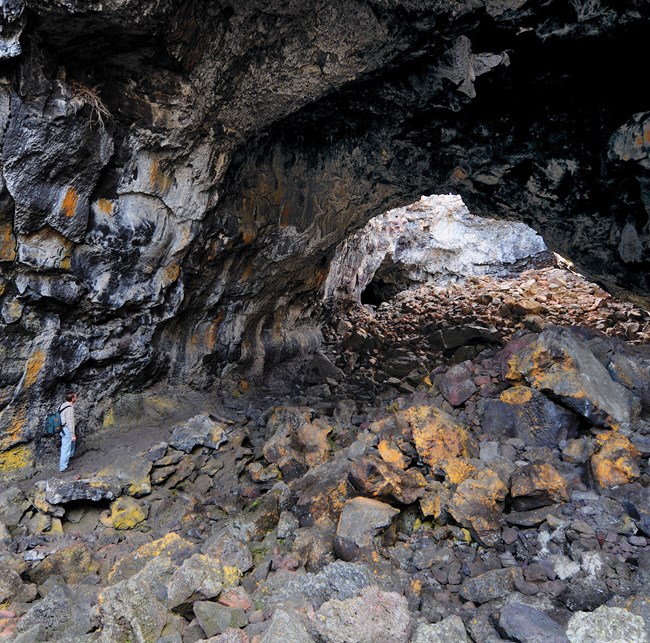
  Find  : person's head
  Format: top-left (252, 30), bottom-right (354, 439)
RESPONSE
top-left (65, 390), bottom-right (77, 403)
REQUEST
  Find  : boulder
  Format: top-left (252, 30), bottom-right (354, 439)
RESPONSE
top-left (590, 432), bottom-right (640, 489)
top-left (0, 568), bottom-right (37, 605)
top-left (349, 455), bottom-right (426, 504)
top-left (110, 496), bottom-right (147, 530)
top-left (263, 407), bottom-right (332, 481)
top-left (566, 606), bottom-right (645, 643)
top-left (482, 386), bottom-right (578, 448)
top-left (314, 586), bottom-right (411, 643)
top-left (167, 552), bottom-right (242, 609)
top-left (193, 601), bottom-right (247, 638)
top-left (449, 469), bottom-right (508, 547)
top-left (439, 363), bottom-right (477, 406)
top-left (408, 405), bottom-right (477, 484)
top-left (505, 327), bottom-right (639, 430)
top-left (108, 533), bottom-right (197, 584)
top-left (260, 608), bottom-right (315, 643)
top-left (16, 584), bottom-right (98, 641)
top-left (459, 567), bottom-right (517, 604)
top-left (43, 476), bottom-right (122, 505)
top-left (510, 463), bottom-right (570, 511)
top-left (99, 556), bottom-right (185, 642)
top-left (411, 615), bottom-right (470, 643)
top-left (499, 603), bottom-right (569, 643)
top-left (333, 497), bottom-right (399, 561)
top-left (28, 542), bottom-right (99, 586)
top-left (0, 487), bottom-right (30, 528)
top-left (169, 413), bottom-right (229, 453)
top-left (432, 324), bottom-right (500, 350)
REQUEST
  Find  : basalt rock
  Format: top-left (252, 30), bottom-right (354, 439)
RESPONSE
top-left (0, 1), bottom-right (649, 454)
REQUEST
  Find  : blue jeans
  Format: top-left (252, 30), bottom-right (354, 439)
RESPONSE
top-left (59, 428), bottom-right (75, 472)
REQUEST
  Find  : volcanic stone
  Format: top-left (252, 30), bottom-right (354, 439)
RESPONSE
top-left (566, 606), bottom-right (645, 643)
top-left (169, 413), bottom-right (228, 453)
top-left (505, 327), bottom-right (639, 430)
top-left (510, 463), bottom-right (570, 511)
top-left (439, 363), bottom-right (477, 406)
top-left (334, 496), bottom-right (399, 561)
top-left (449, 469), bottom-right (508, 547)
top-left (499, 603), bottom-right (569, 643)
top-left (349, 455), bottom-right (426, 504)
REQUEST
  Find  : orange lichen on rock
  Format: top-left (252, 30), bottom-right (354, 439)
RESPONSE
top-left (405, 405), bottom-right (476, 483)
top-left (61, 186), bottom-right (79, 218)
top-left (510, 463), bottom-right (570, 508)
top-left (500, 386), bottom-right (533, 405)
top-left (96, 198), bottom-right (114, 215)
top-left (149, 159), bottom-right (172, 193)
top-left (377, 439), bottom-right (410, 469)
top-left (0, 223), bottom-right (16, 262)
top-left (24, 350), bottom-right (46, 388)
top-left (591, 432), bottom-right (640, 489)
top-left (449, 469), bottom-right (507, 547)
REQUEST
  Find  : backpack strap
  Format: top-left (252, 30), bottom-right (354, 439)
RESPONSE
top-left (58, 403), bottom-right (72, 427)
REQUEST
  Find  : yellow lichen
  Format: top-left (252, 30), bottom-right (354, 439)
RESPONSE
top-left (500, 386), bottom-right (533, 405)
top-left (0, 444), bottom-right (34, 472)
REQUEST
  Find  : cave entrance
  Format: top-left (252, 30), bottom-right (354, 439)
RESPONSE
top-left (325, 194), bottom-right (551, 307)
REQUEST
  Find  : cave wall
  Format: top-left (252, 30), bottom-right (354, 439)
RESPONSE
top-left (0, 0), bottom-right (648, 463)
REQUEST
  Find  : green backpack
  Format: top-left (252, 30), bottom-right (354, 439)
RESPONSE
top-left (45, 410), bottom-right (63, 435)
top-left (45, 403), bottom-right (70, 436)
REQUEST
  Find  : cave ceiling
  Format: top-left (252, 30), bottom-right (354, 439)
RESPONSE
top-left (0, 0), bottom-right (648, 447)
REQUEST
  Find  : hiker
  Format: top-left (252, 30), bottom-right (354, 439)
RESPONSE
top-left (59, 390), bottom-right (78, 473)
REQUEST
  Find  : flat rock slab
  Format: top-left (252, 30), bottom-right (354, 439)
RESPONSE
top-left (169, 413), bottom-right (228, 453)
top-left (499, 603), bottom-right (569, 643)
top-left (44, 477), bottom-right (123, 505)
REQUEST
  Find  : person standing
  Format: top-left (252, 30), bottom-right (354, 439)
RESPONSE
top-left (59, 391), bottom-right (78, 473)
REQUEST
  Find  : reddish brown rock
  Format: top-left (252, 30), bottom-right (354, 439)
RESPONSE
top-left (439, 363), bottom-right (478, 407)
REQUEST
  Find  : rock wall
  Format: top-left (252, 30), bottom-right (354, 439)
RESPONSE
top-left (322, 194), bottom-right (549, 304)
top-left (0, 0), bottom-right (648, 460)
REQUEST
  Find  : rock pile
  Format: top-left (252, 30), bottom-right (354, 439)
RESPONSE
top-left (0, 267), bottom-right (649, 641)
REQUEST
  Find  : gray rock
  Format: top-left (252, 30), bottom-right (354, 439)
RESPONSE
top-left (0, 486), bottom-right (30, 527)
top-left (505, 328), bottom-right (640, 430)
top-left (43, 477), bottom-right (122, 505)
top-left (17, 583), bottom-right (98, 641)
top-left (562, 574), bottom-right (610, 612)
top-left (314, 585), bottom-right (411, 643)
top-left (411, 615), bottom-right (470, 643)
top-left (460, 568), bottom-right (517, 604)
top-left (0, 567), bottom-right (37, 604)
top-left (169, 414), bottom-right (228, 453)
top-left (334, 496), bottom-right (399, 561)
top-left (193, 601), bottom-right (247, 638)
top-left (566, 606), bottom-right (646, 643)
top-left (499, 603), bottom-right (569, 643)
top-left (260, 609), bottom-right (315, 643)
top-left (482, 387), bottom-right (578, 448)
